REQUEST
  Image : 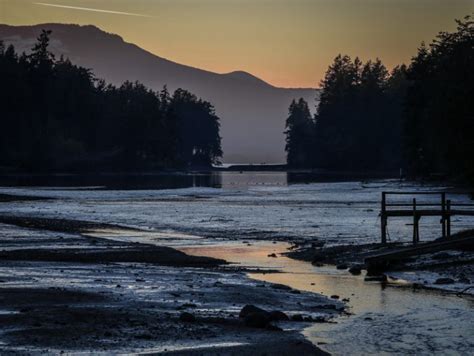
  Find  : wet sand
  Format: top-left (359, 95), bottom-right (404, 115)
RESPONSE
top-left (0, 215), bottom-right (337, 354)
top-left (287, 237), bottom-right (474, 295)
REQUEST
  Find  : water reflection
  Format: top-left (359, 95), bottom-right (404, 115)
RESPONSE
top-left (0, 171), bottom-right (398, 190)
top-left (182, 242), bottom-right (474, 356)
top-left (0, 172), bottom-right (223, 190)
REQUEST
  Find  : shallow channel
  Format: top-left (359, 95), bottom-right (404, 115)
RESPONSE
top-left (182, 242), bottom-right (474, 356)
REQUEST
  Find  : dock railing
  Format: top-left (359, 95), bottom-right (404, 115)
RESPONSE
top-left (380, 191), bottom-right (474, 244)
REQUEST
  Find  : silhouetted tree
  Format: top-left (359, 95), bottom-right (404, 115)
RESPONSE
top-left (285, 54), bottom-right (407, 171)
top-left (284, 98), bottom-right (314, 167)
top-left (403, 15), bottom-right (474, 184)
top-left (0, 30), bottom-right (222, 172)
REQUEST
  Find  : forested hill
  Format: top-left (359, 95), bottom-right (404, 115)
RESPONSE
top-left (285, 16), bottom-right (474, 185)
top-left (0, 31), bottom-right (222, 172)
top-left (0, 23), bottom-right (317, 163)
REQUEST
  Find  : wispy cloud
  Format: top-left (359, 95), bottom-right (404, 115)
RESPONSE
top-left (34, 2), bottom-right (156, 18)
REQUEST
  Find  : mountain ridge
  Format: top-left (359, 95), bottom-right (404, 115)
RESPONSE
top-left (0, 23), bottom-right (318, 163)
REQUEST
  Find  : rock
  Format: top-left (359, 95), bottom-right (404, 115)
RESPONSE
top-left (336, 264), bottom-right (348, 270)
top-left (311, 253), bottom-right (325, 264)
top-left (348, 265), bottom-right (362, 275)
top-left (432, 252), bottom-right (452, 260)
top-left (267, 253), bottom-right (277, 258)
top-left (269, 310), bottom-right (289, 321)
top-left (434, 277), bottom-right (455, 285)
top-left (265, 324), bottom-right (283, 331)
top-left (179, 312), bottom-right (196, 322)
top-left (291, 314), bottom-right (304, 322)
top-left (364, 275), bottom-right (387, 282)
top-left (312, 262), bottom-right (324, 267)
top-left (239, 305), bottom-right (267, 318)
top-left (330, 295), bottom-right (339, 299)
top-left (270, 283), bottom-right (292, 291)
top-left (458, 277), bottom-right (470, 284)
top-left (342, 298), bottom-right (350, 302)
top-left (244, 312), bottom-right (270, 328)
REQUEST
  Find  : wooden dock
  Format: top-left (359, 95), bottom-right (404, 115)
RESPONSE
top-left (366, 233), bottom-right (474, 273)
top-left (380, 191), bottom-right (474, 244)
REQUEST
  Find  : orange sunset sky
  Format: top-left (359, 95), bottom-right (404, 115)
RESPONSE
top-left (1, 0), bottom-right (473, 88)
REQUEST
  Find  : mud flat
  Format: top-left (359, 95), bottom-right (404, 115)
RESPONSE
top-left (0, 216), bottom-right (340, 354)
top-left (287, 233), bottom-right (474, 295)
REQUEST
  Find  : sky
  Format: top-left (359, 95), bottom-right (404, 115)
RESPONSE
top-left (1, 0), bottom-right (473, 88)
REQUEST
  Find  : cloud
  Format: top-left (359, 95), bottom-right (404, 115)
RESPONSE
top-left (33, 2), bottom-right (156, 18)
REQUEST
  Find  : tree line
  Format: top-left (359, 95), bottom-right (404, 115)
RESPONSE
top-left (0, 30), bottom-right (222, 172)
top-left (285, 16), bottom-right (473, 184)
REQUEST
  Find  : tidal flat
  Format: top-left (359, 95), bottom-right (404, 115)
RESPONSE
top-left (0, 173), bottom-right (473, 355)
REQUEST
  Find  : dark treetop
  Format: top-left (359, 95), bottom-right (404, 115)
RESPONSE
top-left (285, 15), bottom-right (474, 185)
top-left (0, 30), bottom-right (222, 172)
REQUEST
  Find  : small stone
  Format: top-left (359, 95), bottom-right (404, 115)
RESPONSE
top-left (434, 277), bottom-right (455, 285)
top-left (364, 275), bottom-right (387, 282)
top-left (348, 265), bottom-right (362, 275)
top-left (267, 253), bottom-right (277, 258)
top-left (432, 252), bottom-right (452, 260)
top-left (179, 312), bottom-right (196, 322)
top-left (330, 295), bottom-right (339, 299)
top-left (291, 314), bottom-right (304, 322)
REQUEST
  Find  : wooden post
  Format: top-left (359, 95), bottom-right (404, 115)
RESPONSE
top-left (381, 192), bottom-right (387, 244)
top-left (413, 198), bottom-right (419, 244)
top-left (446, 199), bottom-right (451, 238)
top-left (441, 192), bottom-right (446, 238)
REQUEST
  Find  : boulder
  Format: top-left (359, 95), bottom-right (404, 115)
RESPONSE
top-left (244, 312), bottom-right (270, 328)
top-left (239, 305), bottom-right (268, 318)
top-left (269, 310), bottom-right (289, 321)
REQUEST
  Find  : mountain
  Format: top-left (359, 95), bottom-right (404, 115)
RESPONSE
top-left (0, 23), bottom-right (318, 163)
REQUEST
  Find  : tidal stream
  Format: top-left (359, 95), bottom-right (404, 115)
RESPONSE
top-left (182, 242), bottom-right (474, 356)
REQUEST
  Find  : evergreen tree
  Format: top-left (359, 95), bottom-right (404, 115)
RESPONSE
top-left (0, 30), bottom-right (223, 172)
top-left (403, 15), bottom-right (474, 183)
top-left (284, 98), bottom-right (314, 168)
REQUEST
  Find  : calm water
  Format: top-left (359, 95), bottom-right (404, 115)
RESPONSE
top-left (1, 172), bottom-right (473, 355)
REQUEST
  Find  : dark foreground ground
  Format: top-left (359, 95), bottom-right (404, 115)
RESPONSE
top-left (0, 213), bottom-right (340, 355)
